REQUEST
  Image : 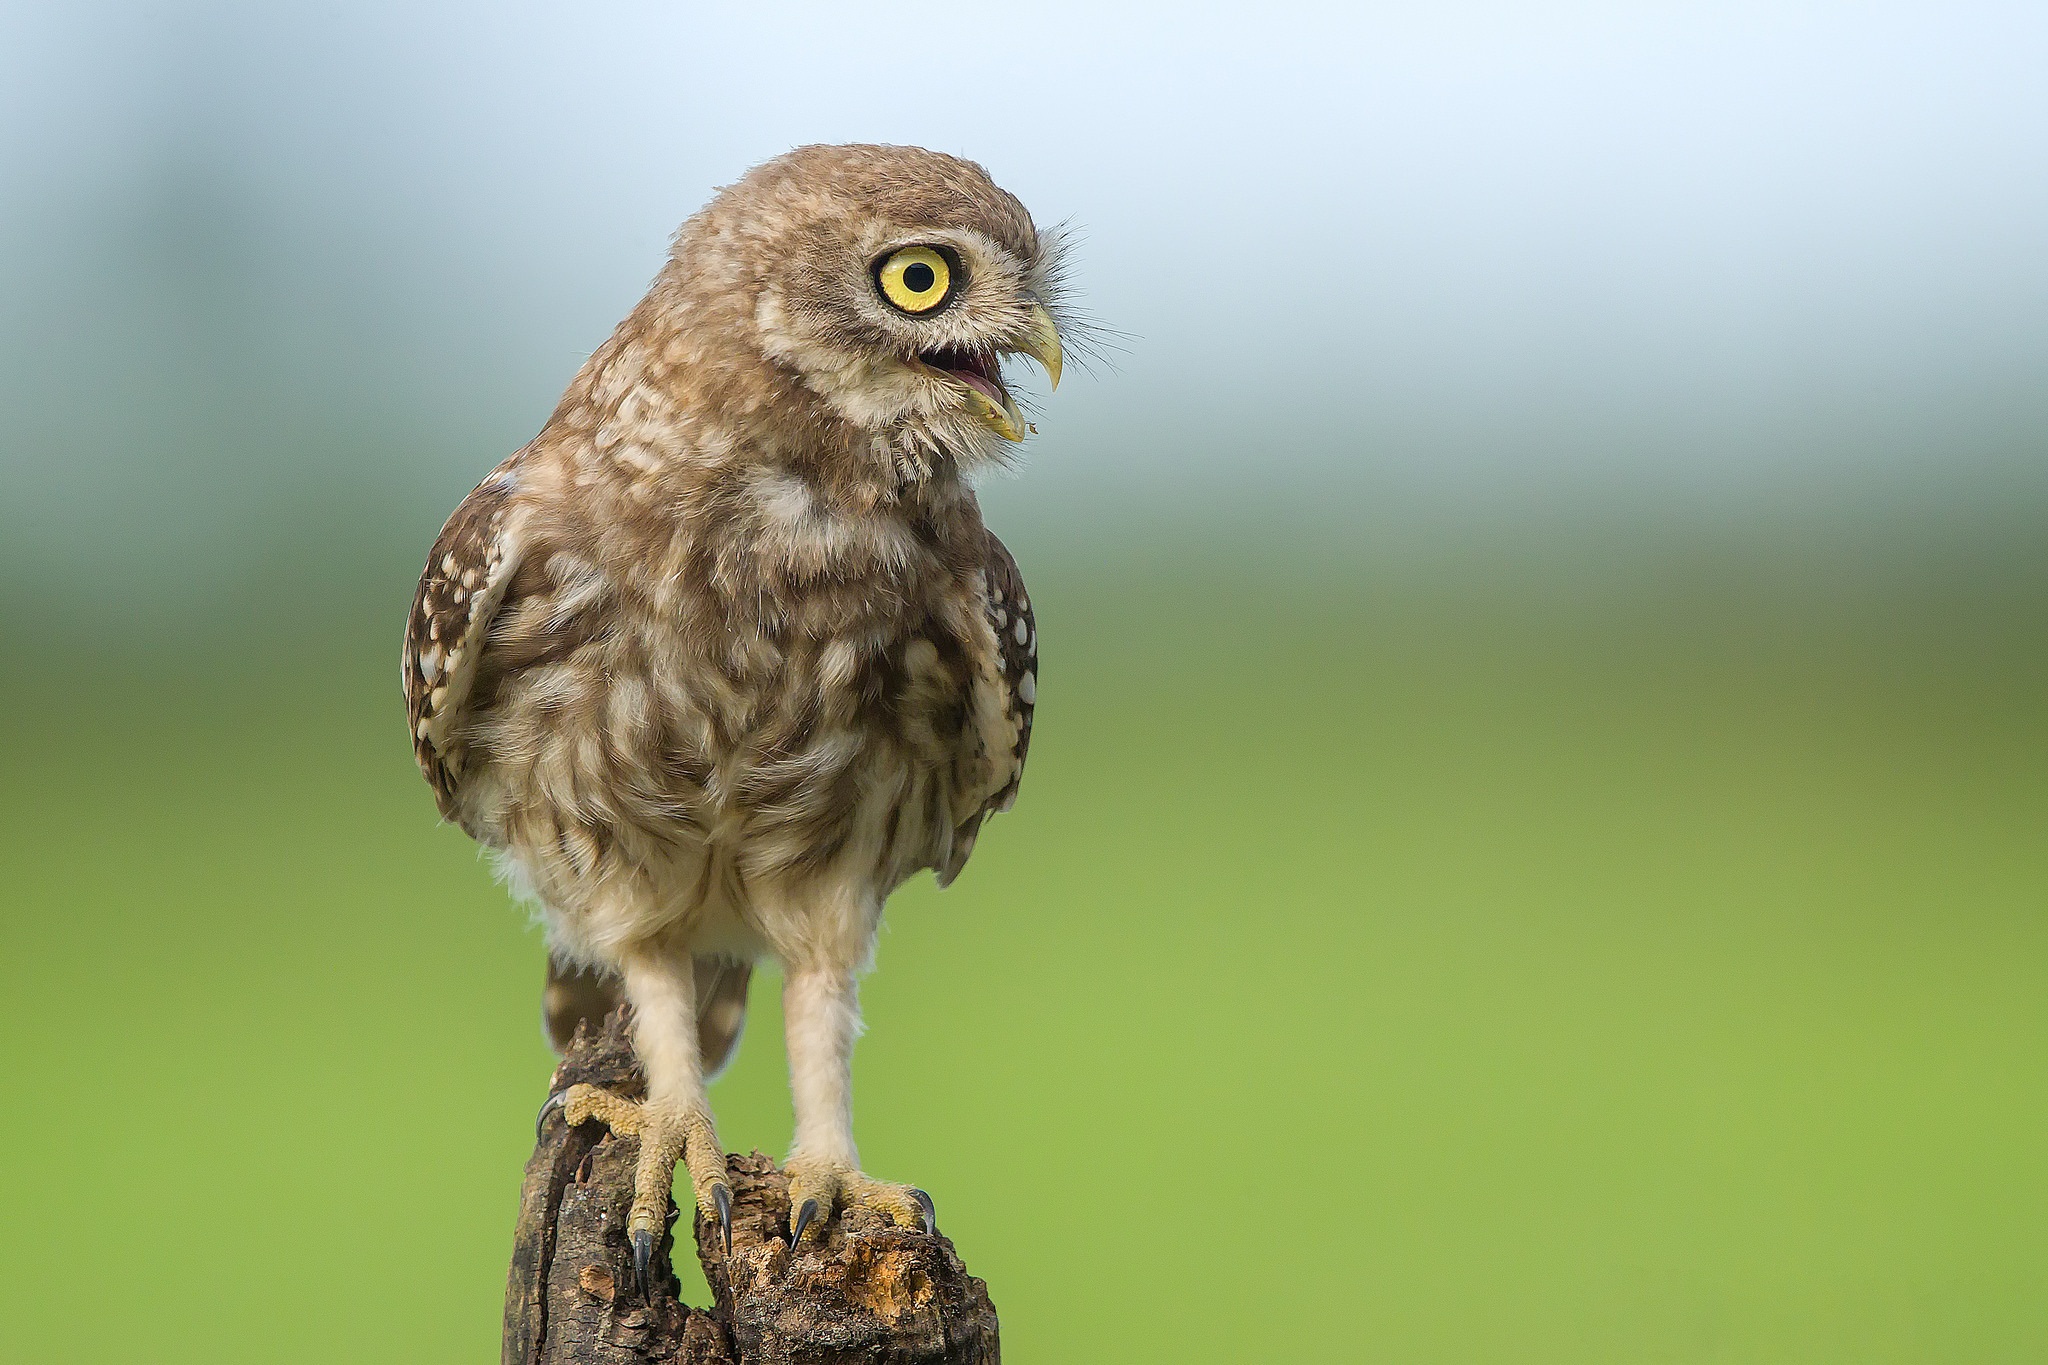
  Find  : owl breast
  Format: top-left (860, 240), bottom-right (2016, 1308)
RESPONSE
top-left (710, 617), bottom-right (998, 891)
top-left (464, 536), bottom-right (995, 902)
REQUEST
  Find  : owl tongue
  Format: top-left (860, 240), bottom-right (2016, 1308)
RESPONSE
top-left (928, 346), bottom-right (1006, 404)
top-left (922, 346), bottom-right (1025, 440)
top-left (950, 367), bottom-right (1006, 405)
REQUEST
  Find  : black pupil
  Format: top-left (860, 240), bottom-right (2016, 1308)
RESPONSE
top-left (903, 261), bottom-right (936, 294)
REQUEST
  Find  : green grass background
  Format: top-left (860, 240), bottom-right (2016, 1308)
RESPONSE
top-left (3, 546), bottom-right (2044, 1362)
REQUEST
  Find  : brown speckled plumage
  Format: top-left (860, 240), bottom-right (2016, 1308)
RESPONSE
top-left (399, 145), bottom-right (1072, 1246)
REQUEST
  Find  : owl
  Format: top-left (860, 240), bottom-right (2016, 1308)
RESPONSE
top-left (401, 145), bottom-right (1063, 1282)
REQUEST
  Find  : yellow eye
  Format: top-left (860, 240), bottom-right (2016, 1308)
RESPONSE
top-left (876, 246), bottom-right (954, 314)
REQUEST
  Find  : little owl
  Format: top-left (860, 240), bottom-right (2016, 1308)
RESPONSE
top-left (401, 144), bottom-right (1065, 1282)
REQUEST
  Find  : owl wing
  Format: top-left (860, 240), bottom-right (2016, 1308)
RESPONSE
top-left (936, 528), bottom-right (1037, 887)
top-left (979, 527), bottom-right (1037, 813)
top-left (402, 460), bottom-right (527, 821)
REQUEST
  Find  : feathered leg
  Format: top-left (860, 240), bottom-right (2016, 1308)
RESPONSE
top-left (545, 953), bottom-right (733, 1286)
top-left (542, 952), bottom-right (750, 1077)
top-left (780, 965), bottom-right (936, 1247)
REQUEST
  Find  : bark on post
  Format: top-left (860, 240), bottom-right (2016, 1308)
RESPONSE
top-left (504, 1010), bottom-right (1000, 1364)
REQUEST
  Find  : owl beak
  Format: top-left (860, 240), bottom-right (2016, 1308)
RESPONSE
top-left (916, 301), bottom-right (1061, 442)
top-left (961, 383), bottom-right (1029, 442)
top-left (916, 343), bottom-right (1034, 442)
top-left (1015, 300), bottom-right (1063, 392)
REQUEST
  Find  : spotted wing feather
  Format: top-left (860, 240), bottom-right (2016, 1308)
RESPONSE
top-left (980, 528), bottom-right (1036, 813)
top-left (936, 529), bottom-right (1037, 887)
top-left (402, 461), bottom-right (525, 820)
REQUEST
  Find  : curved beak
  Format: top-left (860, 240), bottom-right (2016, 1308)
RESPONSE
top-left (1015, 300), bottom-right (1063, 391)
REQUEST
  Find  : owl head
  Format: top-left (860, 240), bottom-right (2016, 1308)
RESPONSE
top-left (668, 144), bottom-right (1069, 473)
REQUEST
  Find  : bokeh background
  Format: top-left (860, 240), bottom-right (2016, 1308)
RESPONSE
top-left (5, 2), bottom-right (2045, 1360)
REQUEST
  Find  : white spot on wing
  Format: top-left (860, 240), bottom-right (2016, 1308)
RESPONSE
top-left (1018, 670), bottom-right (1036, 705)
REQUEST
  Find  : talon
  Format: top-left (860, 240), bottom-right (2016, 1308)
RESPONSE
top-left (712, 1183), bottom-right (732, 1257)
top-left (535, 1089), bottom-right (567, 1141)
top-left (911, 1187), bottom-right (938, 1235)
top-left (631, 1228), bottom-right (654, 1298)
top-left (790, 1197), bottom-right (818, 1249)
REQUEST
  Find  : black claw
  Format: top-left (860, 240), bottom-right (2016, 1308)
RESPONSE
top-left (712, 1183), bottom-right (732, 1258)
top-left (534, 1090), bottom-right (567, 1142)
top-left (631, 1228), bottom-right (654, 1298)
top-left (790, 1197), bottom-right (817, 1250)
top-left (910, 1188), bottom-right (938, 1236)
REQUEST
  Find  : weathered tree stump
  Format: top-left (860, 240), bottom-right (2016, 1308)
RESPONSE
top-left (505, 1010), bottom-right (999, 1364)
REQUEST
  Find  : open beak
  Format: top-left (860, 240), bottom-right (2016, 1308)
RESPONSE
top-left (916, 300), bottom-right (1064, 443)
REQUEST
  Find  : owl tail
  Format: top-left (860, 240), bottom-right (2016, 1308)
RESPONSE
top-left (692, 955), bottom-right (753, 1080)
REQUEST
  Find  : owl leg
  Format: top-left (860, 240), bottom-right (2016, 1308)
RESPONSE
top-left (543, 953), bottom-right (733, 1290)
top-left (780, 965), bottom-right (937, 1251)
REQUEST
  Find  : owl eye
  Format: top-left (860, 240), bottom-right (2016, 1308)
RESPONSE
top-left (875, 246), bottom-right (955, 315)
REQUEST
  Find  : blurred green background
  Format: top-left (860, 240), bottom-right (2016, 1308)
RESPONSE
top-left (5, 2), bottom-right (2046, 1361)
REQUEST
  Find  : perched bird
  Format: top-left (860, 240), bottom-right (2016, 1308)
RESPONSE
top-left (401, 145), bottom-right (1063, 1279)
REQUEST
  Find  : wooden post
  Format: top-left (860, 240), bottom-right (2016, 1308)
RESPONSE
top-left (504, 1010), bottom-right (1000, 1364)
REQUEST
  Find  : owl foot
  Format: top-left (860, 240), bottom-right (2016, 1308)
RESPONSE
top-left (783, 1157), bottom-right (937, 1252)
top-left (539, 1083), bottom-right (732, 1290)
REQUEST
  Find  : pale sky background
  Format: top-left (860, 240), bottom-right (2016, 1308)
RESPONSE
top-left (3, 1), bottom-right (2045, 619)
